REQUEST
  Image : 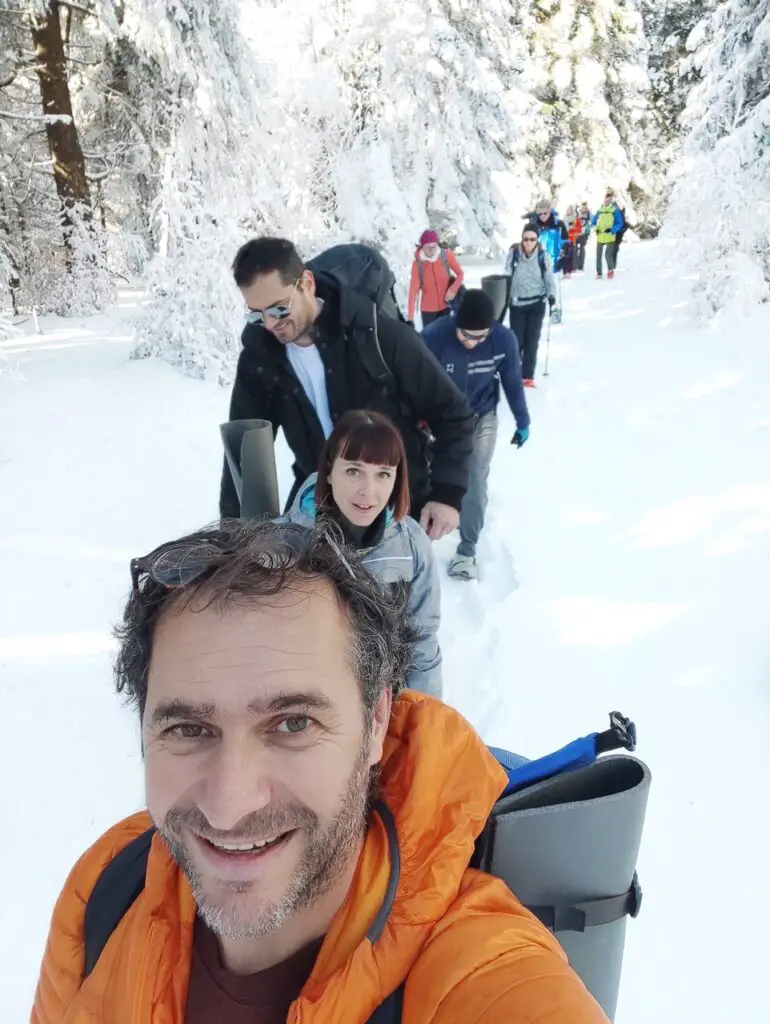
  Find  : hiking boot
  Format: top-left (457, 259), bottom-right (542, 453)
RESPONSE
top-left (607, 270), bottom-right (615, 279)
top-left (447, 553), bottom-right (479, 581)
top-left (523, 378), bottom-right (536, 388)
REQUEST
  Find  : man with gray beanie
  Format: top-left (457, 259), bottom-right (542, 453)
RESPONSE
top-left (422, 290), bottom-right (530, 581)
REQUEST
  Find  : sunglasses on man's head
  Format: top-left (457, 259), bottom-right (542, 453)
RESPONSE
top-left (130, 539), bottom-right (230, 591)
top-left (244, 277), bottom-right (300, 326)
top-left (129, 523), bottom-right (356, 593)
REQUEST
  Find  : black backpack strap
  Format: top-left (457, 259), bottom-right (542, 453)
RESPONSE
top-left (83, 827), bottom-right (155, 977)
top-left (527, 873), bottom-right (642, 933)
top-left (355, 310), bottom-right (420, 431)
top-left (366, 982), bottom-right (405, 1023)
top-left (355, 304), bottom-right (397, 391)
top-left (537, 245), bottom-right (547, 281)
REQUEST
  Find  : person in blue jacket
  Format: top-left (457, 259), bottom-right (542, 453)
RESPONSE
top-left (524, 200), bottom-right (569, 271)
top-left (422, 289), bottom-right (531, 581)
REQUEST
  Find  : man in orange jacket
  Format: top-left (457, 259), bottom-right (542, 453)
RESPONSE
top-left (32, 519), bottom-right (608, 1024)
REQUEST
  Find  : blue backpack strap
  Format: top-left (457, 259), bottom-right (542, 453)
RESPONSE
top-left (491, 711), bottom-right (636, 797)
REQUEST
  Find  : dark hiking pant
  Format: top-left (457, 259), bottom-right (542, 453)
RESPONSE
top-left (509, 300), bottom-right (546, 380)
top-left (421, 309), bottom-right (450, 327)
top-left (613, 236), bottom-right (623, 266)
top-left (596, 241), bottom-right (617, 276)
top-left (575, 236), bottom-right (587, 271)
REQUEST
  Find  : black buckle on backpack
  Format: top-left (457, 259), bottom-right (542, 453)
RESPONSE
top-left (628, 871), bottom-right (643, 919)
top-left (595, 710), bottom-right (637, 755)
top-left (609, 711), bottom-right (637, 751)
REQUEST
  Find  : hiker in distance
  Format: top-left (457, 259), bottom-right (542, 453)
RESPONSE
top-left (219, 237), bottom-right (474, 540)
top-left (591, 192), bottom-right (625, 279)
top-left (32, 520), bottom-right (608, 1024)
top-left (282, 409), bottom-right (442, 697)
top-left (423, 289), bottom-right (531, 581)
top-left (505, 222), bottom-right (558, 386)
top-left (524, 199), bottom-right (569, 273)
top-left (407, 229), bottom-right (465, 326)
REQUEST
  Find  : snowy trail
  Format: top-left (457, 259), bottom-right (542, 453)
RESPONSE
top-left (2, 243), bottom-right (770, 1021)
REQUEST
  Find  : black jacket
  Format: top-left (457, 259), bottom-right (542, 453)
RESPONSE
top-left (220, 275), bottom-right (474, 519)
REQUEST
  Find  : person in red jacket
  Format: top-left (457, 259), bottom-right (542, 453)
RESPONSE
top-left (407, 230), bottom-right (465, 326)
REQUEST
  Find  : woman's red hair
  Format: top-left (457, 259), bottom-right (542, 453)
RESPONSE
top-left (315, 410), bottom-right (411, 521)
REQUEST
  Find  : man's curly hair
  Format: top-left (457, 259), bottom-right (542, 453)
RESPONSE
top-left (114, 518), bottom-right (419, 722)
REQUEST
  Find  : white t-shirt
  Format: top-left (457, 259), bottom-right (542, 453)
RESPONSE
top-left (286, 342), bottom-right (334, 438)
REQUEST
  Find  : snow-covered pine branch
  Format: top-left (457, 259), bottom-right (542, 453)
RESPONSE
top-left (0, 110), bottom-right (73, 123)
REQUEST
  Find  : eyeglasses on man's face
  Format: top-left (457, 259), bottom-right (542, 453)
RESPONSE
top-left (245, 277), bottom-right (301, 326)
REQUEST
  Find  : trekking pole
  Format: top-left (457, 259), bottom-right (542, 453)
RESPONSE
top-left (543, 307), bottom-right (552, 377)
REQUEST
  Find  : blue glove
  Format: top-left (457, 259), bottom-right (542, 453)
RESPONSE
top-left (512, 426), bottom-right (529, 448)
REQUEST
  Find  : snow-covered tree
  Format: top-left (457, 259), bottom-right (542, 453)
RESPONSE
top-left (135, 0), bottom-right (538, 379)
top-left (0, 2), bottom-right (116, 313)
top-left (290, 0), bottom-right (536, 261)
top-left (640, 0), bottom-right (703, 148)
top-left (664, 0), bottom-right (770, 315)
top-left (509, 0), bottom-right (653, 227)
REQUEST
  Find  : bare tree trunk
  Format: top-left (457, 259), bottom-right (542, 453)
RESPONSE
top-left (29, 1), bottom-right (92, 257)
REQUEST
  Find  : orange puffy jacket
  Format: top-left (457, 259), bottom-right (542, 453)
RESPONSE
top-left (407, 249), bottom-right (464, 320)
top-left (32, 693), bottom-right (608, 1024)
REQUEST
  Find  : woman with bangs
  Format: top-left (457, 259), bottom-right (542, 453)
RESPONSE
top-left (283, 409), bottom-right (442, 698)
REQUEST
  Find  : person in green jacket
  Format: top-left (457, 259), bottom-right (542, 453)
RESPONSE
top-left (591, 193), bottom-right (624, 279)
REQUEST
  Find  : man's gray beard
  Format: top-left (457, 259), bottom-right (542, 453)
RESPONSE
top-left (157, 743), bottom-right (373, 941)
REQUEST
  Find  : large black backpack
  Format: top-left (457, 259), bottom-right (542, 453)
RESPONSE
top-left (305, 243), bottom-right (421, 437)
top-left (306, 243), bottom-right (407, 325)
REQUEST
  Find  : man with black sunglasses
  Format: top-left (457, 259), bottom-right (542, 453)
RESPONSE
top-left (422, 290), bottom-right (530, 581)
top-left (220, 237), bottom-right (475, 541)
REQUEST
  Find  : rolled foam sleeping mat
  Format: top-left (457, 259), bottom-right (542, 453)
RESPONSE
top-left (481, 274), bottom-right (510, 322)
top-left (220, 419), bottom-right (280, 519)
top-left (477, 754), bottom-right (650, 1020)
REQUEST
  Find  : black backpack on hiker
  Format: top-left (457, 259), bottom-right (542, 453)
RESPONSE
top-left (307, 243), bottom-right (407, 324)
top-left (305, 243), bottom-right (430, 442)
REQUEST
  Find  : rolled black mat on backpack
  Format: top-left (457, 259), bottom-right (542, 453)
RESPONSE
top-left (480, 274), bottom-right (510, 322)
top-left (220, 419), bottom-right (280, 519)
top-left (475, 754), bottom-right (650, 1020)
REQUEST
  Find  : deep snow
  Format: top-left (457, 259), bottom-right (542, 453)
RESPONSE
top-left (2, 241), bottom-right (769, 1021)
